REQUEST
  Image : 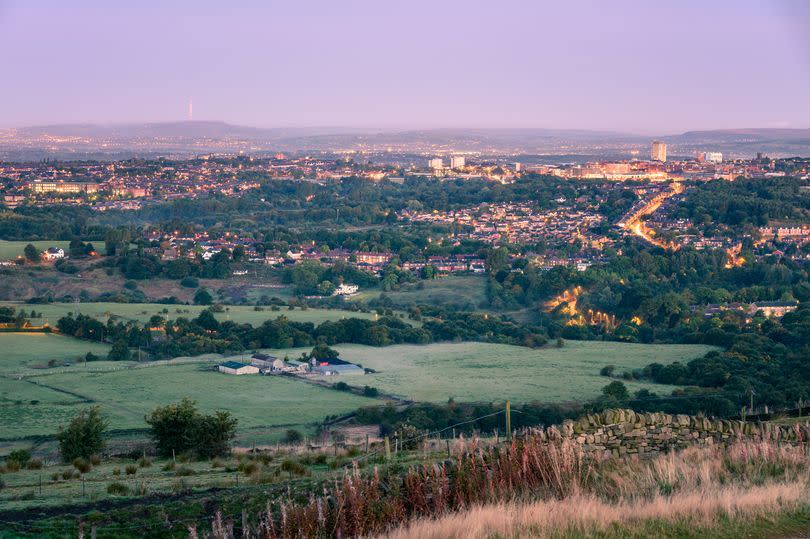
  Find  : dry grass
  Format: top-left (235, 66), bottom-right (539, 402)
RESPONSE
top-left (195, 436), bottom-right (810, 539)
top-left (380, 483), bottom-right (806, 539)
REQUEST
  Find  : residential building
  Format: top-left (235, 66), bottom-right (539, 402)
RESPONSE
top-left (651, 141), bottom-right (667, 162)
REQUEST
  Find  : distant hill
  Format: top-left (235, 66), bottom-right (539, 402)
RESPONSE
top-left (2, 123), bottom-right (809, 159)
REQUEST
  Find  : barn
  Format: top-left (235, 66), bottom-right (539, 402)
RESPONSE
top-left (218, 361), bottom-right (259, 375)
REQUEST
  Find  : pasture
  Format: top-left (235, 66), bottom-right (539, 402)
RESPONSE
top-left (0, 361), bottom-right (379, 440)
top-left (359, 275), bottom-right (488, 310)
top-left (0, 240), bottom-right (72, 261)
top-left (304, 341), bottom-right (718, 403)
top-left (1, 301), bottom-right (383, 326)
top-left (0, 333), bottom-right (111, 373)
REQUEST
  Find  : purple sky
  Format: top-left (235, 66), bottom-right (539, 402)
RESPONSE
top-left (1, 0), bottom-right (808, 134)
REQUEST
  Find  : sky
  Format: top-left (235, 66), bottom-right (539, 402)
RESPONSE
top-left (0, 0), bottom-right (808, 134)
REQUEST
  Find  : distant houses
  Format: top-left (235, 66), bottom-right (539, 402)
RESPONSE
top-left (695, 300), bottom-right (798, 320)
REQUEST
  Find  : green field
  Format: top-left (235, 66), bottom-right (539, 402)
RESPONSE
top-left (358, 275), bottom-right (488, 309)
top-left (0, 333), bottom-right (111, 372)
top-left (3, 301), bottom-right (384, 326)
top-left (0, 240), bottom-right (72, 261)
top-left (0, 361), bottom-right (379, 439)
top-left (302, 341), bottom-right (717, 403)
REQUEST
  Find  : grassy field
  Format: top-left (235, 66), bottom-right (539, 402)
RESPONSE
top-left (358, 275), bottom-right (488, 309)
top-left (3, 301), bottom-right (384, 326)
top-left (0, 333), bottom-right (111, 372)
top-left (0, 361), bottom-right (379, 440)
top-left (300, 341), bottom-right (718, 403)
top-left (0, 240), bottom-right (72, 261)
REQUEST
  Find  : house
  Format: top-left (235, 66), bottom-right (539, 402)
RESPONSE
top-left (218, 361), bottom-right (259, 375)
top-left (41, 247), bottom-right (65, 261)
top-left (309, 357), bottom-right (364, 376)
top-left (333, 283), bottom-right (359, 296)
top-left (749, 301), bottom-right (799, 318)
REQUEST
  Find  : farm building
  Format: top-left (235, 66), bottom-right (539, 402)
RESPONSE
top-left (250, 353), bottom-right (280, 370)
top-left (218, 361), bottom-right (259, 375)
top-left (310, 357), bottom-right (364, 376)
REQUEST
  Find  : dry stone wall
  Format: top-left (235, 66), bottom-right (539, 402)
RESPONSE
top-left (557, 408), bottom-right (810, 459)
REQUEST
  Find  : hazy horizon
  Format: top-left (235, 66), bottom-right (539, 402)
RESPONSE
top-left (1, 0), bottom-right (809, 133)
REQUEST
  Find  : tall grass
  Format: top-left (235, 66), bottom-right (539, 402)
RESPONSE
top-left (194, 435), bottom-right (810, 539)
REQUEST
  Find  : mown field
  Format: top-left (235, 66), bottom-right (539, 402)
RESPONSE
top-left (358, 275), bottom-right (488, 310)
top-left (0, 333), bottom-right (111, 373)
top-left (303, 341), bottom-right (718, 403)
top-left (0, 240), bottom-right (72, 261)
top-left (2, 301), bottom-right (382, 326)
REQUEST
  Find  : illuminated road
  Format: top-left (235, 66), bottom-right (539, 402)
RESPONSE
top-left (619, 182), bottom-right (684, 250)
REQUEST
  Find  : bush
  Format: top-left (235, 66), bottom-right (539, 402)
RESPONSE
top-left (90, 454), bottom-right (101, 466)
top-left (106, 482), bottom-right (130, 496)
top-left (162, 461), bottom-right (176, 472)
top-left (600, 365), bottom-right (616, 377)
top-left (137, 456), bottom-right (152, 468)
top-left (125, 464), bottom-right (137, 475)
top-left (280, 459), bottom-right (308, 477)
top-left (57, 407), bottom-right (108, 462)
top-left (283, 429), bottom-right (303, 444)
top-left (211, 458), bottom-right (224, 468)
top-left (4, 461), bottom-right (19, 473)
top-left (7, 449), bottom-right (31, 468)
top-left (363, 385), bottom-right (380, 397)
top-left (26, 459), bottom-right (43, 470)
top-left (112, 468), bottom-right (121, 476)
top-left (180, 277), bottom-right (199, 288)
top-left (73, 458), bottom-right (92, 474)
top-left (240, 461), bottom-right (259, 476)
top-left (194, 288), bottom-right (213, 305)
top-left (175, 466), bottom-right (195, 477)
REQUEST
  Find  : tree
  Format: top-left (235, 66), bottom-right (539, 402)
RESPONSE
top-left (602, 381), bottom-right (630, 402)
top-left (283, 429), bottom-right (303, 444)
top-left (145, 398), bottom-right (237, 458)
top-left (108, 340), bottom-right (131, 361)
top-left (23, 244), bottom-right (40, 263)
top-left (194, 288), bottom-right (213, 305)
top-left (56, 407), bottom-right (108, 462)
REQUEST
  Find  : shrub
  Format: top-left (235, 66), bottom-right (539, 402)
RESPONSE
top-left (211, 458), bottom-right (224, 468)
top-left (106, 482), bottom-right (129, 496)
top-left (112, 468), bottom-right (121, 476)
top-left (162, 461), bottom-right (176, 472)
top-left (26, 459), bottom-right (43, 470)
top-left (73, 458), bottom-right (92, 474)
top-left (50, 472), bottom-right (61, 482)
top-left (175, 466), bottom-right (195, 477)
top-left (279, 459), bottom-right (308, 477)
top-left (283, 429), bottom-right (303, 444)
top-left (137, 456), bottom-right (152, 468)
top-left (125, 465), bottom-right (137, 475)
top-left (240, 461), bottom-right (259, 476)
top-left (4, 461), bottom-right (20, 473)
top-left (180, 277), bottom-right (199, 288)
top-left (89, 454), bottom-right (101, 466)
top-left (600, 365), bottom-right (616, 377)
top-left (363, 385), bottom-right (380, 397)
top-left (7, 449), bottom-right (31, 468)
top-left (57, 407), bottom-right (108, 462)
